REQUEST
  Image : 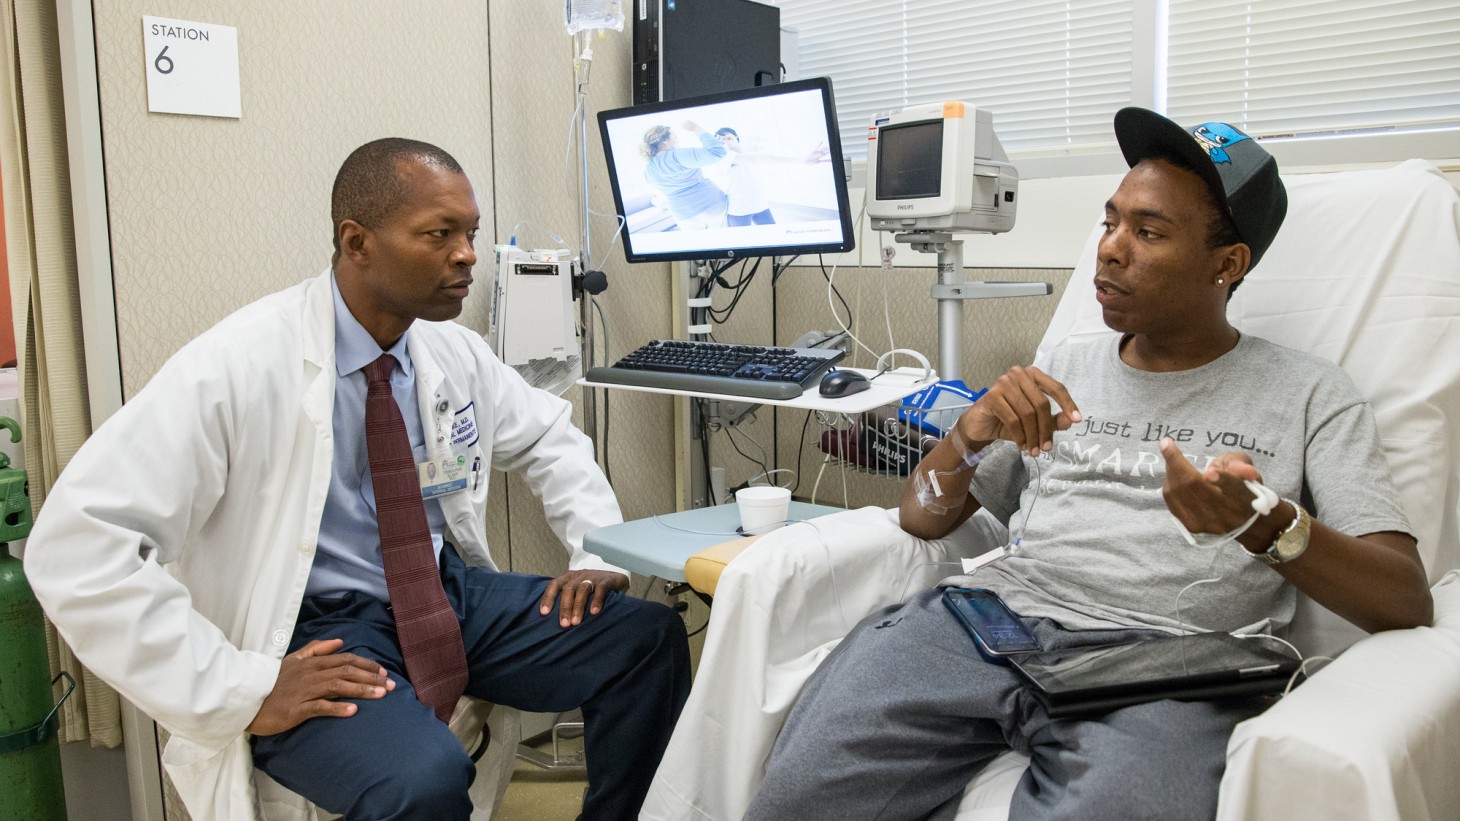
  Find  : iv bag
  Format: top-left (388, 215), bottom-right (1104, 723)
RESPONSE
top-left (565, 0), bottom-right (625, 35)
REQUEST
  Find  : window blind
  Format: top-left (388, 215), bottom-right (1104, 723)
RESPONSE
top-left (1166, 0), bottom-right (1460, 138)
top-left (774, 0), bottom-right (1134, 160)
top-left (773, 0), bottom-right (1458, 166)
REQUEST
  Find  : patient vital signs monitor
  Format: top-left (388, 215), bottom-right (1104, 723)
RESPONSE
top-left (864, 101), bottom-right (1047, 383)
top-left (866, 101), bottom-right (1018, 234)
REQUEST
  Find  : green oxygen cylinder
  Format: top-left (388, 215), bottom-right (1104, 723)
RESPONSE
top-left (0, 416), bottom-right (70, 821)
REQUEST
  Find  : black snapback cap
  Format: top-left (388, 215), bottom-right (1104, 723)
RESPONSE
top-left (1113, 107), bottom-right (1288, 270)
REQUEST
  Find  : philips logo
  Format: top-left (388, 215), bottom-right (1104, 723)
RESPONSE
top-left (870, 439), bottom-right (910, 468)
top-left (896, 204), bottom-right (915, 211)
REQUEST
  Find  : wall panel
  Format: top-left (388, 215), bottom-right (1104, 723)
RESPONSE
top-left (485, 4), bottom-right (677, 578)
top-left (93, 2), bottom-right (495, 396)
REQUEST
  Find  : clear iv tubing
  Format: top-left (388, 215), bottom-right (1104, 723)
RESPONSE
top-left (1010, 455), bottom-right (1043, 552)
top-left (1171, 479), bottom-right (1282, 636)
top-left (905, 434), bottom-right (1240, 638)
top-left (1173, 545), bottom-right (1225, 642)
top-left (896, 450), bottom-right (1046, 603)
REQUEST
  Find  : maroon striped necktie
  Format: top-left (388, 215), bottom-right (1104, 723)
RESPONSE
top-left (364, 354), bottom-right (468, 722)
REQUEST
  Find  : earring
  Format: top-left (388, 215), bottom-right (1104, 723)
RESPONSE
top-left (1217, 278), bottom-right (1225, 285)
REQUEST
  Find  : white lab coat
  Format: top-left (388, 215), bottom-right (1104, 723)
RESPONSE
top-left (24, 270), bottom-right (624, 820)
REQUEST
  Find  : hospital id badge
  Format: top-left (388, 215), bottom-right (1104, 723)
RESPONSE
top-left (418, 445), bottom-right (470, 499)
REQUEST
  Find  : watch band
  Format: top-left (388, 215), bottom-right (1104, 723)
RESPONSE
top-left (1245, 499), bottom-right (1311, 565)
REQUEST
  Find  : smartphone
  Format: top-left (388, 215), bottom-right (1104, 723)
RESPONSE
top-left (942, 587), bottom-right (1042, 661)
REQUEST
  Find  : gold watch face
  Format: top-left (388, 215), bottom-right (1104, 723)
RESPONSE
top-left (1273, 506), bottom-right (1312, 562)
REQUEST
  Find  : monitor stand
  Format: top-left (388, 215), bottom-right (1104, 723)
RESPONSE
top-left (895, 231), bottom-right (1052, 381)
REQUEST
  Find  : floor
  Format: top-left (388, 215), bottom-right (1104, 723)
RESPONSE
top-left (491, 589), bottom-right (708, 821)
top-left (496, 730), bottom-right (589, 821)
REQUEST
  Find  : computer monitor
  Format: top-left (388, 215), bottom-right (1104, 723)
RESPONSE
top-left (866, 101), bottom-right (1019, 235)
top-left (598, 77), bottom-right (856, 263)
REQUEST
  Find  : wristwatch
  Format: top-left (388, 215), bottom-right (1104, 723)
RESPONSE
top-left (1244, 499), bottom-right (1312, 565)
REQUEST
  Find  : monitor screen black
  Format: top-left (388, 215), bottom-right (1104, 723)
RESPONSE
top-left (876, 120), bottom-right (944, 200)
top-left (597, 77), bottom-right (856, 263)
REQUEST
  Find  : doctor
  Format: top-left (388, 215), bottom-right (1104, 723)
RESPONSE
top-left (25, 138), bottom-right (690, 821)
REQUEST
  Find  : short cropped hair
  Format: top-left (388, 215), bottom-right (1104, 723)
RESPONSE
top-left (331, 138), bottom-right (463, 255)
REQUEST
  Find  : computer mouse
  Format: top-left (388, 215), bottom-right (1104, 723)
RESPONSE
top-left (819, 369), bottom-right (870, 398)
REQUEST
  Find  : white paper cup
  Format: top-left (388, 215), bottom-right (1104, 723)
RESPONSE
top-left (736, 486), bottom-right (791, 535)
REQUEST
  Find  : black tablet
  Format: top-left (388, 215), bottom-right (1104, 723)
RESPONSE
top-left (1008, 631), bottom-right (1301, 718)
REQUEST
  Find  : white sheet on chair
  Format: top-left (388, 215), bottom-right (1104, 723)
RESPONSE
top-left (643, 160), bottom-right (1460, 821)
top-left (1218, 572), bottom-right (1460, 821)
top-left (640, 507), bottom-right (1008, 821)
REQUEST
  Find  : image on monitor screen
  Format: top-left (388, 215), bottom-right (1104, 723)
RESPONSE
top-left (597, 77), bottom-right (855, 263)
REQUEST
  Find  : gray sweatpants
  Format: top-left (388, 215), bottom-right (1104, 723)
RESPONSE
top-left (745, 589), bottom-right (1268, 821)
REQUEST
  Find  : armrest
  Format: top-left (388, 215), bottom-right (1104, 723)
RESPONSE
top-left (1217, 573), bottom-right (1460, 821)
top-left (685, 535), bottom-right (763, 597)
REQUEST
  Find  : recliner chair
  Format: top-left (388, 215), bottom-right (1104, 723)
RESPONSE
top-left (643, 159), bottom-right (1460, 821)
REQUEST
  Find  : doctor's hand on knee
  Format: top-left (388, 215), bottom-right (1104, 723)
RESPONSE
top-left (540, 570), bottom-right (630, 628)
top-left (246, 638), bottom-right (395, 736)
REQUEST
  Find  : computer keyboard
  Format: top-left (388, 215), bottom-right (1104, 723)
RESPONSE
top-left (585, 339), bottom-right (847, 400)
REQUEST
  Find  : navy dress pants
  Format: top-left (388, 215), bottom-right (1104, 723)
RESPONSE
top-left (252, 545), bottom-right (691, 821)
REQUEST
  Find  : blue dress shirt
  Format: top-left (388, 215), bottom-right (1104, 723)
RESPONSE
top-left (305, 275), bottom-right (449, 600)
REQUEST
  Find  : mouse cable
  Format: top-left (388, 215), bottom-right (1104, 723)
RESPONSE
top-left (815, 191), bottom-right (878, 364)
top-left (723, 424), bottom-right (772, 487)
top-left (788, 410), bottom-right (814, 496)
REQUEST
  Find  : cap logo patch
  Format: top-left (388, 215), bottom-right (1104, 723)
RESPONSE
top-left (1191, 122), bottom-right (1250, 164)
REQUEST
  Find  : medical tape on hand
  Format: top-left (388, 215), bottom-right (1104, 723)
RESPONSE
top-left (945, 426), bottom-right (994, 471)
top-left (911, 428), bottom-right (995, 515)
top-left (1172, 479), bottom-right (1281, 549)
top-left (912, 470), bottom-right (958, 515)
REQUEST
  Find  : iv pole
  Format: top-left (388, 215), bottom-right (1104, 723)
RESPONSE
top-left (574, 33), bottom-right (600, 454)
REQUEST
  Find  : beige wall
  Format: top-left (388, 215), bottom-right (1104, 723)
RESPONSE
top-left (486, 1), bottom-right (679, 577)
top-left (99, 3), bottom-right (494, 391)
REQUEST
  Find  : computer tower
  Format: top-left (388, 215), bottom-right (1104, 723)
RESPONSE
top-left (633, 0), bottom-right (781, 104)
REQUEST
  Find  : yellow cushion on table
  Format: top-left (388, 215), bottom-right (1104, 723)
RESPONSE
top-left (684, 535), bottom-right (763, 597)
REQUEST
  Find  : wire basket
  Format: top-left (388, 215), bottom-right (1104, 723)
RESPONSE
top-left (815, 397), bottom-right (975, 478)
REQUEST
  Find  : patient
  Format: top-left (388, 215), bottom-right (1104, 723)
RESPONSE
top-left (745, 108), bottom-right (1434, 820)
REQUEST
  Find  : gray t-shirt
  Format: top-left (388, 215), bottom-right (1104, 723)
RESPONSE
top-left (960, 333), bottom-right (1412, 635)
